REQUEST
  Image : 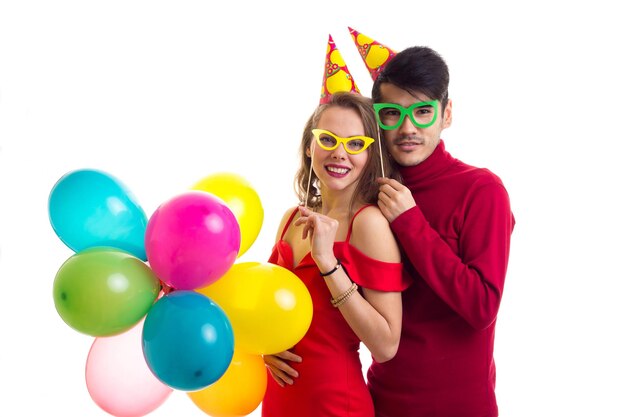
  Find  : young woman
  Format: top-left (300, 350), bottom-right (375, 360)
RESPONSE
top-left (262, 92), bottom-right (411, 417)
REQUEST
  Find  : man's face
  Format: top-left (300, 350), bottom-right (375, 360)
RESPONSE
top-left (378, 83), bottom-right (452, 167)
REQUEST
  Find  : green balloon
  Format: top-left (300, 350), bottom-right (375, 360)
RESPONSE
top-left (53, 247), bottom-right (160, 336)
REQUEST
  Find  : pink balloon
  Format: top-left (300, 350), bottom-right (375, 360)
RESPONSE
top-left (145, 191), bottom-right (240, 290)
top-left (86, 320), bottom-right (172, 417)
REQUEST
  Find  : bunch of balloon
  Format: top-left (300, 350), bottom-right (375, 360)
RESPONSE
top-left (191, 172), bottom-right (265, 258)
top-left (141, 189), bottom-right (241, 392)
top-left (49, 169), bottom-right (173, 416)
top-left (190, 173), bottom-right (314, 417)
top-left (85, 319), bottom-right (173, 417)
top-left (49, 169), bottom-right (314, 417)
top-left (192, 263), bottom-right (313, 416)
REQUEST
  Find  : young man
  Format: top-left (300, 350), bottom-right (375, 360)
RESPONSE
top-left (368, 46), bottom-right (515, 417)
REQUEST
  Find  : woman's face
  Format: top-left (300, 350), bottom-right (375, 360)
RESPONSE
top-left (308, 106), bottom-right (370, 196)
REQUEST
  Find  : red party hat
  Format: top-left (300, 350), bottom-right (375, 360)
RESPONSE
top-left (319, 35), bottom-right (361, 104)
top-left (348, 27), bottom-right (396, 81)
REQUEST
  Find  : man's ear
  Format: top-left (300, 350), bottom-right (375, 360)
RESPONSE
top-left (442, 99), bottom-right (453, 129)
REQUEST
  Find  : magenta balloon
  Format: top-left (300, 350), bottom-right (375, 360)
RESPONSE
top-left (85, 321), bottom-right (172, 417)
top-left (145, 191), bottom-right (241, 290)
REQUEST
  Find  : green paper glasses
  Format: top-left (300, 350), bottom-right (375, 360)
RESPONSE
top-left (373, 100), bottom-right (439, 130)
top-left (311, 129), bottom-right (375, 155)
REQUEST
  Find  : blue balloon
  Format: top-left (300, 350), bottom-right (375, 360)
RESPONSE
top-left (142, 291), bottom-right (234, 391)
top-left (48, 169), bottom-right (148, 260)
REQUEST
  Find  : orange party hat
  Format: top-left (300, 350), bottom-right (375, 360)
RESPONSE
top-left (348, 27), bottom-right (396, 80)
top-left (320, 34), bottom-right (360, 104)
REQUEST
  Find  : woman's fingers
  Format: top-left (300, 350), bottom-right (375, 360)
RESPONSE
top-left (294, 213), bottom-right (317, 240)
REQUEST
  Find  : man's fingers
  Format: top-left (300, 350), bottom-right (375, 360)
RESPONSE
top-left (378, 191), bottom-right (392, 205)
top-left (377, 197), bottom-right (393, 221)
top-left (266, 364), bottom-right (291, 386)
top-left (377, 177), bottom-right (404, 190)
top-left (269, 359), bottom-right (299, 378)
top-left (274, 350), bottom-right (303, 362)
top-left (264, 352), bottom-right (301, 387)
top-left (264, 353), bottom-right (300, 378)
top-left (266, 365), bottom-right (285, 386)
top-left (378, 183), bottom-right (397, 198)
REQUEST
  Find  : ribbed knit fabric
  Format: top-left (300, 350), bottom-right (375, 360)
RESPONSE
top-left (368, 140), bottom-right (515, 417)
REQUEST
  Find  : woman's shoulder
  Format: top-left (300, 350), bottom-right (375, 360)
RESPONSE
top-left (280, 206), bottom-right (301, 223)
top-left (353, 204), bottom-right (388, 224)
top-left (350, 205), bottom-right (400, 263)
top-left (274, 206), bottom-right (301, 243)
top-left (351, 205), bottom-right (392, 237)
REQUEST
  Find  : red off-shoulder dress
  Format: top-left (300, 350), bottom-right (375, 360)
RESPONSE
top-left (262, 206), bottom-right (410, 417)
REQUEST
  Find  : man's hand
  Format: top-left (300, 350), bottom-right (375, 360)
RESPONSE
top-left (377, 177), bottom-right (416, 222)
top-left (263, 350), bottom-right (302, 387)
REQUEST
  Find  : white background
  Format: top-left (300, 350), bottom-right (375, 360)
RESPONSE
top-left (1, 1), bottom-right (625, 416)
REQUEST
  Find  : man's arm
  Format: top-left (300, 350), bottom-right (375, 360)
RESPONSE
top-left (379, 178), bottom-right (514, 330)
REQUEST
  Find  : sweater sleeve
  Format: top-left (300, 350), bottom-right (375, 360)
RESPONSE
top-left (391, 181), bottom-right (514, 330)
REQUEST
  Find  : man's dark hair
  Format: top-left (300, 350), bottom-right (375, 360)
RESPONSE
top-left (372, 46), bottom-right (450, 114)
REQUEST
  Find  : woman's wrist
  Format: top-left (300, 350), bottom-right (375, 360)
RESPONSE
top-left (319, 258), bottom-right (342, 277)
top-left (315, 255), bottom-right (338, 275)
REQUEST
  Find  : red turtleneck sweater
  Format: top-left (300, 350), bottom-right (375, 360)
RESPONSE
top-left (367, 140), bottom-right (514, 417)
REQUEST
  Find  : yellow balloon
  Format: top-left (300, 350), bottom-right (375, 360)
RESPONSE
top-left (188, 349), bottom-right (267, 417)
top-left (192, 173), bottom-right (263, 258)
top-left (197, 262), bottom-right (313, 355)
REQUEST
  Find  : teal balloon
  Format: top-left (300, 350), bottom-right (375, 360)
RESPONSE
top-left (48, 169), bottom-right (148, 260)
top-left (142, 291), bottom-right (234, 391)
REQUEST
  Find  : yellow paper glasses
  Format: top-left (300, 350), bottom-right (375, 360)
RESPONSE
top-left (311, 129), bottom-right (375, 155)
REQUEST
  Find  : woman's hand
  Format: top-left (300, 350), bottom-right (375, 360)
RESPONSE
top-left (263, 350), bottom-right (302, 387)
top-left (294, 206), bottom-right (338, 271)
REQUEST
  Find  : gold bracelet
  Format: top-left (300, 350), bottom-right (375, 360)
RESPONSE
top-left (331, 283), bottom-right (358, 308)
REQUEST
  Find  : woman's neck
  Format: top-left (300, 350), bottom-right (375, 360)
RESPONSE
top-left (318, 185), bottom-right (361, 217)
